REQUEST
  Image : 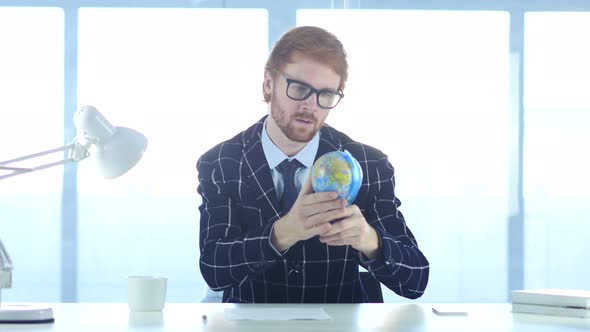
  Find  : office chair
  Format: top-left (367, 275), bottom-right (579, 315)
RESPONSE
top-left (360, 271), bottom-right (384, 303)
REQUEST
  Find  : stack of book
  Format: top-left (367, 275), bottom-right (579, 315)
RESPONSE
top-left (511, 289), bottom-right (590, 318)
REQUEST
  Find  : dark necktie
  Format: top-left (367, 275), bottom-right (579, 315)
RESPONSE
top-left (276, 158), bottom-right (303, 214)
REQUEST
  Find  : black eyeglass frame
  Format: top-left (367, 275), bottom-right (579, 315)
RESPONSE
top-left (282, 75), bottom-right (344, 109)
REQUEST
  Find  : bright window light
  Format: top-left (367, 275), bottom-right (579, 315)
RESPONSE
top-left (524, 12), bottom-right (590, 290)
top-left (76, 8), bottom-right (268, 301)
top-left (0, 7), bottom-right (63, 302)
top-left (299, 9), bottom-right (510, 302)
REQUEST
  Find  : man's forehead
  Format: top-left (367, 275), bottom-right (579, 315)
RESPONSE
top-left (281, 53), bottom-right (341, 89)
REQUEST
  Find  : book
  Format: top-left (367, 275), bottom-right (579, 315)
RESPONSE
top-left (512, 303), bottom-right (590, 318)
top-left (512, 289), bottom-right (590, 309)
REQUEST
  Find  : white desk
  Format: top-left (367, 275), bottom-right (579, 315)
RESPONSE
top-left (1, 303), bottom-right (589, 331)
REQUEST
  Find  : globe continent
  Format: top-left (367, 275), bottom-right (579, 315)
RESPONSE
top-left (311, 150), bottom-right (363, 205)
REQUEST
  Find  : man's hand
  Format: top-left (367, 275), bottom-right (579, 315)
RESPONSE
top-left (318, 205), bottom-right (380, 259)
top-left (271, 176), bottom-right (347, 252)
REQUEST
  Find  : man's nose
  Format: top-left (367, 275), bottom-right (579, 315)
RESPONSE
top-left (302, 92), bottom-right (317, 109)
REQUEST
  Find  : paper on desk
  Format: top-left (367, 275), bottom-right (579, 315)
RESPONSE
top-left (224, 308), bottom-right (331, 320)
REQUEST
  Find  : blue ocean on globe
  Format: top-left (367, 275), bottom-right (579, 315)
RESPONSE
top-left (311, 150), bottom-right (363, 205)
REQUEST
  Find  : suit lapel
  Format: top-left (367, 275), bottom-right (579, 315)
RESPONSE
top-left (315, 125), bottom-right (343, 161)
top-left (241, 117), bottom-right (281, 220)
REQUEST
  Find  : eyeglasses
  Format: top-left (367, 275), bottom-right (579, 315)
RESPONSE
top-left (282, 75), bottom-right (344, 109)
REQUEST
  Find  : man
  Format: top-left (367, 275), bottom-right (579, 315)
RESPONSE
top-left (197, 26), bottom-right (429, 303)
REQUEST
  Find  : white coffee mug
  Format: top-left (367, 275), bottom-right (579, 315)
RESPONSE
top-left (127, 276), bottom-right (168, 312)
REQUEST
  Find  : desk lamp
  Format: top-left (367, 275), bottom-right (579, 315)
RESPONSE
top-left (0, 105), bottom-right (147, 324)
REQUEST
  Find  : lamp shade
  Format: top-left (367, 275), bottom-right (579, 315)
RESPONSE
top-left (93, 126), bottom-right (147, 179)
top-left (74, 105), bottom-right (147, 179)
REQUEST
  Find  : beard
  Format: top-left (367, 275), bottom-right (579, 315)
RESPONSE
top-left (270, 97), bottom-right (320, 143)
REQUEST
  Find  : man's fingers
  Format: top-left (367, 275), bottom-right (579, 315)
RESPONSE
top-left (304, 223), bottom-right (331, 239)
top-left (303, 198), bottom-right (346, 218)
top-left (317, 212), bottom-right (359, 236)
top-left (320, 226), bottom-right (359, 242)
top-left (304, 203), bottom-right (350, 228)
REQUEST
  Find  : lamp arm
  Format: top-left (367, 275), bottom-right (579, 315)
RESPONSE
top-left (0, 140), bottom-right (90, 181)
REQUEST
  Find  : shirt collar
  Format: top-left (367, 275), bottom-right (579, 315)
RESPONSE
top-left (261, 117), bottom-right (320, 169)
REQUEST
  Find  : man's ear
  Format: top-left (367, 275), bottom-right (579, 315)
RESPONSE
top-left (263, 71), bottom-right (273, 95)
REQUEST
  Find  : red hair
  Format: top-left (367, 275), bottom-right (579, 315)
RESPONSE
top-left (263, 26), bottom-right (348, 102)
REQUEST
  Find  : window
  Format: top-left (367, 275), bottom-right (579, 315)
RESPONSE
top-left (0, 7), bottom-right (64, 302)
top-left (523, 12), bottom-right (590, 290)
top-left (3, 1), bottom-right (590, 304)
top-left (299, 9), bottom-right (510, 302)
top-left (76, 8), bottom-right (268, 301)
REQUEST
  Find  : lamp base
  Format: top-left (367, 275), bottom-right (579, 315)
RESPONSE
top-left (0, 304), bottom-right (54, 324)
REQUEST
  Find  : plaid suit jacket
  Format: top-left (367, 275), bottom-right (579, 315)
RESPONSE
top-left (197, 116), bottom-right (429, 303)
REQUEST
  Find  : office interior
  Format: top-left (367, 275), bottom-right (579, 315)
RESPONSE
top-left (0, 0), bottom-right (588, 304)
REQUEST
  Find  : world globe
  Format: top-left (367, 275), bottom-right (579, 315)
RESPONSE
top-left (311, 150), bottom-right (363, 205)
